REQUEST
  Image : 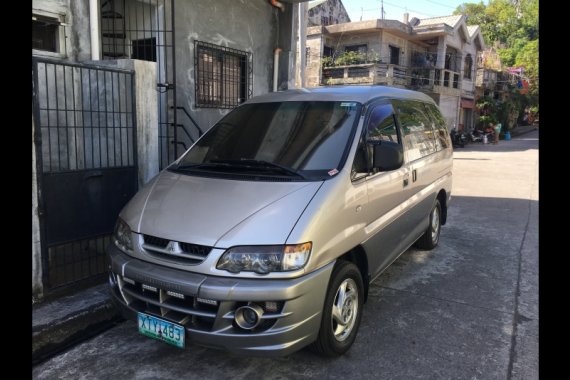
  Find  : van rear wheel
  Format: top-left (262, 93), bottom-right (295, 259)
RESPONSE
top-left (310, 260), bottom-right (363, 357)
top-left (415, 199), bottom-right (442, 250)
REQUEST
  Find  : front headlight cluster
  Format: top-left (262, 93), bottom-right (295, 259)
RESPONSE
top-left (113, 218), bottom-right (133, 253)
top-left (217, 242), bottom-right (312, 274)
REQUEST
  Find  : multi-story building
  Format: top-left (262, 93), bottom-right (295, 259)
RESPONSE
top-left (305, 14), bottom-right (485, 130)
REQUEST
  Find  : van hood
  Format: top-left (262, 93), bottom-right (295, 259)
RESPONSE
top-left (122, 171), bottom-right (322, 248)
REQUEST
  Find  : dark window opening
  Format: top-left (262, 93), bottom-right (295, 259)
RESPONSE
top-left (389, 45), bottom-right (400, 65)
top-left (323, 46), bottom-right (334, 58)
top-left (132, 37), bottom-right (157, 62)
top-left (345, 44), bottom-right (368, 54)
top-left (195, 41), bottom-right (251, 109)
top-left (32, 16), bottom-right (59, 52)
top-left (464, 54), bottom-right (473, 79)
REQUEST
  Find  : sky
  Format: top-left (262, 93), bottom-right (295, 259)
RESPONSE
top-left (341, 0), bottom-right (482, 22)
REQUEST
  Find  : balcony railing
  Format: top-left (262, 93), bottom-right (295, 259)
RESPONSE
top-left (322, 63), bottom-right (408, 87)
top-left (322, 64), bottom-right (461, 95)
top-left (408, 68), bottom-right (461, 95)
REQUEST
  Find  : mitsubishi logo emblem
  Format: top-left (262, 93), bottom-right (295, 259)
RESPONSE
top-left (165, 241), bottom-right (179, 254)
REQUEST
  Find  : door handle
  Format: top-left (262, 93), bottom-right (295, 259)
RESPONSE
top-left (412, 169), bottom-right (417, 182)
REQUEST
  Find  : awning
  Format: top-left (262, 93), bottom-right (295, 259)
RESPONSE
top-left (461, 98), bottom-right (474, 108)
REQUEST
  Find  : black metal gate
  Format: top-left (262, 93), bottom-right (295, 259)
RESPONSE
top-left (100, 0), bottom-right (181, 169)
top-left (32, 58), bottom-right (138, 291)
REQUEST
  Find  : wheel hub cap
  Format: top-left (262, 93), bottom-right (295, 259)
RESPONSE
top-left (331, 278), bottom-right (358, 342)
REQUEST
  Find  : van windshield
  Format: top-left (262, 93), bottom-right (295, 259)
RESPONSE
top-left (173, 101), bottom-right (361, 181)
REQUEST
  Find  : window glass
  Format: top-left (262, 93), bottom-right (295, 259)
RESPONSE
top-left (394, 100), bottom-right (436, 161)
top-left (178, 101), bottom-right (361, 180)
top-left (351, 104), bottom-right (399, 178)
top-left (424, 103), bottom-right (449, 150)
top-left (367, 105), bottom-right (399, 143)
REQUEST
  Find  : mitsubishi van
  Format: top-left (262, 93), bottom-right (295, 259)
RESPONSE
top-left (108, 85), bottom-right (453, 357)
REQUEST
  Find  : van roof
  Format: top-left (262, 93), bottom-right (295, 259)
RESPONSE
top-left (245, 85), bottom-right (437, 105)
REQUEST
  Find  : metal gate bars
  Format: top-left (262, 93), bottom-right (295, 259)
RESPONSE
top-left (32, 57), bottom-right (138, 291)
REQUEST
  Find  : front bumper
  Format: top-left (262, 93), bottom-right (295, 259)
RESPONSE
top-left (108, 245), bottom-right (334, 356)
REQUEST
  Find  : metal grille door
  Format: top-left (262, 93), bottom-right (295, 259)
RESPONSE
top-left (101, 0), bottom-right (177, 169)
top-left (32, 58), bottom-right (138, 291)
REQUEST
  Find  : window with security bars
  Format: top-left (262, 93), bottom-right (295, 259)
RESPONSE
top-left (194, 41), bottom-right (252, 109)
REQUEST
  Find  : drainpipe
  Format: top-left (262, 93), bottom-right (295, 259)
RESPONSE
top-left (269, 0), bottom-right (285, 11)
top-left (273, 48), bottom-right (282, 92)
top-left (89, 0), bottom-right (101, 60)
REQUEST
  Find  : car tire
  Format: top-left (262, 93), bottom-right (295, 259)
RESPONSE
top-left (310, 260), bottom-right (364, 357)
top-left (415, 199), bottom-right (442, 250)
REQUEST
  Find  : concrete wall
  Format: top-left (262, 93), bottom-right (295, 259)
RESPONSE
top-left (32, 0), bottom-right (92, 61)
top-left (32, 113), bottom-right (43, 300)
top-left (306, 28), bottom-right (324, 87)
top-left (438, 94), bottom-right (460, 129)
top-left (96, 60), bottom-right (160, 187)
top-left (381, 31), bottom-right (409, 66)
top-left (307, 0), bottom-right (350, 26)
top-left (173, 0), bottom-right (283, 148)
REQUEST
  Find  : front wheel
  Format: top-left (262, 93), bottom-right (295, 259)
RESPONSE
top-left (415, 199), bottom-right (442, 250)
top-left (310, 261), bottom-right (364, 357)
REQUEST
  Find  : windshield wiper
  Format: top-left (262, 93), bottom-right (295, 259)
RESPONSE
top-left (211, 159), bottom-right (306, 179)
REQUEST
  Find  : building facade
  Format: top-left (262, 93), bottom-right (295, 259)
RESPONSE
top-left (307, 0), bottom-right (350, 26)
top-left (305, 14), bottom-right (485, 130)
top-left (32, 0), bottom-right (306, 299)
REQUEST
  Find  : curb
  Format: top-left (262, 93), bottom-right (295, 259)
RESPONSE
top-left (32, 284), bottom-right (122, 365)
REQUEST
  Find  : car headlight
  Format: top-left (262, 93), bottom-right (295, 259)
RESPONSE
top-left (217, 242), bottom-right (312, 274)
top-left (113, 218), bottom-right (133, 253)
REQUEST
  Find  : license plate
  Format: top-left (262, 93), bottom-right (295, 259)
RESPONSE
top-left (137, 312), bottom-right (185, 348)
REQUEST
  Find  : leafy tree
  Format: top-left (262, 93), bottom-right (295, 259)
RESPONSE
top-left (455, 0), bottom-right (538, 99)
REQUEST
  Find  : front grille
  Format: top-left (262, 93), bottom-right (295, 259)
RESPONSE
top-left (142, 235), bottom-right (211, 265)
top-left (116, 276), bottom-right (219, 331)
top-left (179, 242), bottom-right (210, 256)
top-left (143, 234), bottom-right (169, 248)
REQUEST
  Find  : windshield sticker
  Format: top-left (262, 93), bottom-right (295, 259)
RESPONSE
top-left (340, 102), bottom-right (357, 107)
top-left (328, 169), bottom-right (339, 176)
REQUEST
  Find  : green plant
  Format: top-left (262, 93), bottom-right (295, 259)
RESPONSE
top-left (476, 96), bottom-right (498, 128)
top-left (322, 56), bottom-right (334, 68)
top-left (334, 51), bottom-right (366, 66)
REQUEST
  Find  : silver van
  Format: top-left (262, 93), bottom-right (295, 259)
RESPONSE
top-left (108, 85), bottom-right (453, 357)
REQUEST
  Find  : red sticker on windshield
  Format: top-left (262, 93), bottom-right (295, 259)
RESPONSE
top-left (328, 169), bottom-right (339, 176)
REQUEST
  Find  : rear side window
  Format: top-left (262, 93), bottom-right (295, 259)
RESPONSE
top-left (423, 103), bottom-right (450, 151)
top-left (393, 100), bottom-right (436, 162)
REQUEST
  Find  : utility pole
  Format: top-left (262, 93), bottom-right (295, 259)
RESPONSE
top-left (381, 0), bottom-right (386, 20)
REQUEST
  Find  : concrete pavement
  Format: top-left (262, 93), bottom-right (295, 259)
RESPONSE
top-left (32, 131), bottom-right (538, 379)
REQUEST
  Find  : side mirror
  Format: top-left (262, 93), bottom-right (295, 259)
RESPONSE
top-left (371, 141), bottom-right (403, 171)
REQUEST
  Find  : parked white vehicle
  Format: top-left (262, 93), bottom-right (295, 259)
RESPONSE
top-left (108, 85), bottom-right (453, 357)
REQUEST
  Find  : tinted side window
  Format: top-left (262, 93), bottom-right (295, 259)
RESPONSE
top-left (393, 100), bottom-right (436, 162)
top-left (367, 105), bottom-right (400, 144)
top-left (423, 103), bottom-right (449, 151)
top-left (351, 104), bottom-right (399, 179)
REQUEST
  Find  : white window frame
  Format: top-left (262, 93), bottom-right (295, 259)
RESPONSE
top-left (32, 9), bottom-right (67, 59)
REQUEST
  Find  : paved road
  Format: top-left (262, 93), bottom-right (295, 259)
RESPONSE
top-left (33, 132), bottom-right (538, 380)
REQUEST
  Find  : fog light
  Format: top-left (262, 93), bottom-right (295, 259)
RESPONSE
top-left (142, 284), bottom-right (157, 292)
top-left (235, 304), bottom-right (264, 330)
top-left (166, 290), bottom-right (185, 299)
top-left (197, 297), bottom-right (218, 306)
